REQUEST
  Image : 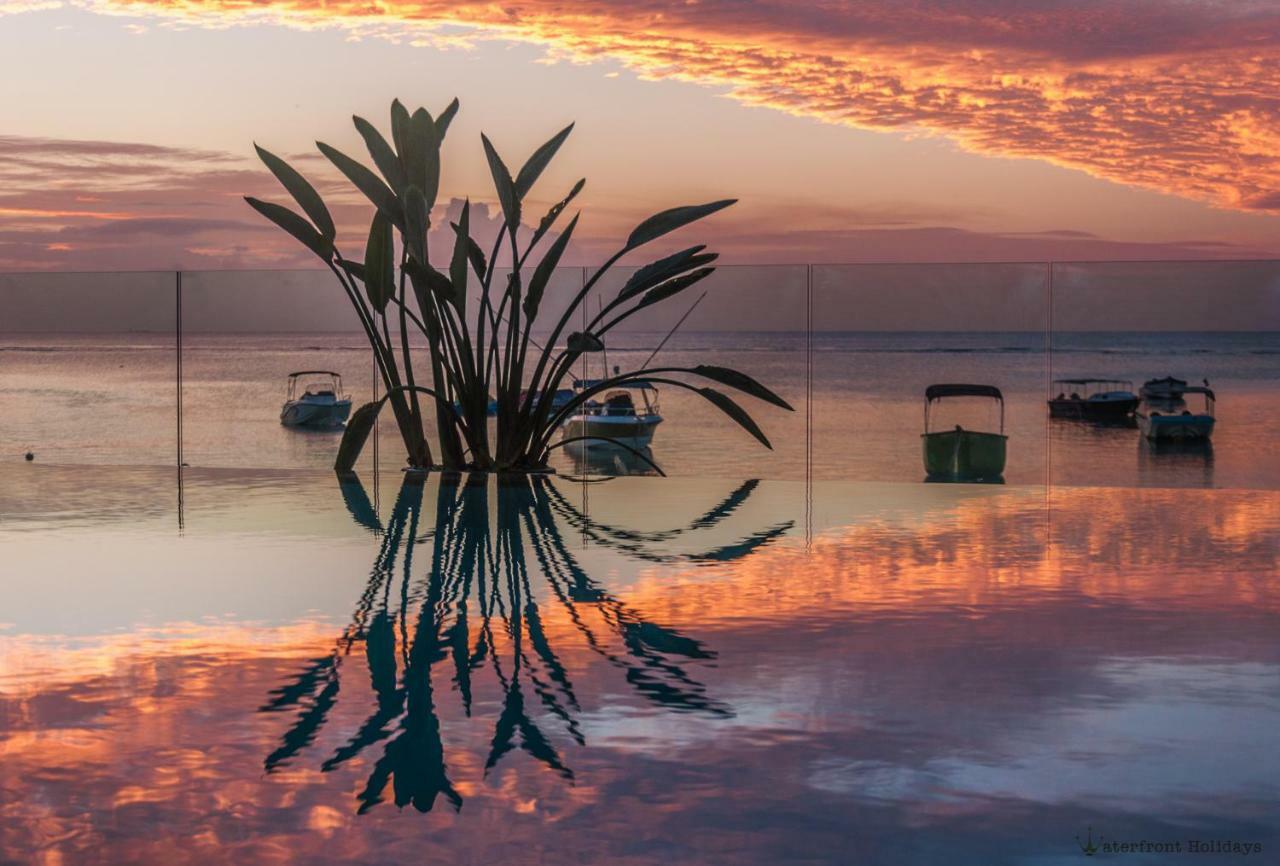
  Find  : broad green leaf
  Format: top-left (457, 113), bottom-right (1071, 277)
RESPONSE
top-left (451, 220), bottom-right (488, 281)
top-left (363, 212), bottom-right (395, 314)
top-left (566, 331), bottom-right (604, 353)
top-left (354, 115), bottom-right (407, 196)
top-left (449, 200), bottom-right (470, 315)
top-left (317, 141), bottom-right (404, 229)
top-left (528, 178), bottom-right (585, 252)
top-left (618, 246), bottom-right (716, 303)
top-left (691, 365), bottom-right (793, 410)
top-left (626, 199), bottom-right (735, 251)
top-left (638, 266), bottom-right (715, 309)
top-left (244, 197), bottom-right (333, 262)
top-left (697, 387), bottom-right (772, 450)
top-left (334, 400), bottom-right (382, 473)
top-left (524, 213), bottom-right (577, 321)
top-left (514, 122), bottom-right (573, 198)
top-left (253, 144), bottom-right (334, 241)
top-left (405, 259), bottom-right (455, 309)
top-left (481, 133), bottom-right (520, 231)
top-left (435, 98), bottom-right (460, 140)
top-left (403, 184), bottom-right (429, 264)
top-left (406, 108), bottom-right (439, 210)
top-left (390, 99), bottom-right (411, 162)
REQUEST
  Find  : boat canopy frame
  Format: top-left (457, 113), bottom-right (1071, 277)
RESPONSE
top-left (1174, 385), bottom-right (1215, 412)
top-left (924, 383), bottom-right (1005, 434)
top-left (285, 370), bottom-right (345, 402)
top-left (1052, 378), bottom-right (1134, 390)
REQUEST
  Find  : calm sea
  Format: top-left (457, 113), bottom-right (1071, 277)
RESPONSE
top-left (2, 330), bottom-right (1276, 488)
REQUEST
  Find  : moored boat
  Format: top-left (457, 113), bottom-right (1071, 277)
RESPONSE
top-left (280, 371), bottom-right (352, 428)
top-left (1140, 376), bottom-right (1189, 401)
top-left (922, 384), bottom-right (1007, 483)
top-left (560, 380), bottom-right (663, 453)
top-left (521, 387), bottom-right (575, 414)
top-left (1048, 379), bottom-right (1140, 422)
top-left (1136, 385), bottom-right (1215, 442)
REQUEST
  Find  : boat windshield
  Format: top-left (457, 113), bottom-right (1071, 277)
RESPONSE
top-left (582, 388), bottom-right (659, 417)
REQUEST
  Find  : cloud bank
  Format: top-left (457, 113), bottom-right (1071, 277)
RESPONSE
top-left (68, 0), bottom-right (1280, 212)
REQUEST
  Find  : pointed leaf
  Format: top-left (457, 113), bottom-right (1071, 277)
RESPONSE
top-left (244, 197), bottom-right (333, 262)
top-left (253, 144), bottom-right (334, 241)
top-left (354, 115), bottom-right (407, 196)
top-left (435, 98), bottom-right (459, 140)
top-left (406, 108), bottom-right (439, 210)
top-left (566, 331), bottom-right (604, 353)
top-left (626, 199), bottom-right (736, 251)
top-left (619, 246), bottom-right (716, 303)
top-left (698, 387), bottom-right (772, 450)
top-left (317, 141), bottom-right (404, 228)
top-left (390, 99), bottom-right (411, 162)
top-left (524, 213), bottom-right (577, 321)
top-left (481, 133), bottom-right (520, 231)
top-left (638, 266), bottom-right (716, 309)
top-left (449, 200), bottom-right (470, 315)
top-left (334, 400), bottom-right (384, 473)
top-left (514, 122), bottom-right (573, 198)
top-left (363, 212), bottom-right (395, 314)
top-left (451, 221), bottom-right (488, 281)
top-left (691, 365), bottom-right (793, 410)
top-left (528, 178), bottom-right (585, 252)
top-left (403, 184), bottom-right (429, 264)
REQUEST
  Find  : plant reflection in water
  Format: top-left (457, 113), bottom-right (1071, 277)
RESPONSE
top-left (262, 472), bottom-right (793, 814)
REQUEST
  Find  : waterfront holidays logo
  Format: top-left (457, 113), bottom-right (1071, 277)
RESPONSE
top-left (1073, 827), bottom-right (1263, 857)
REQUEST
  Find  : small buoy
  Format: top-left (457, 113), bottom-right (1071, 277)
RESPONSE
top-left (24, 451), bottom-right (34, 462)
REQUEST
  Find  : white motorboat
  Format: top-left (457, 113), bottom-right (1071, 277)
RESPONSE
top-left (1136, 385), bottom-right (1215, 442)
top-left (560, 379), bottom-right (662, 454)
top-left (280, 370), bottom-right (352, 429)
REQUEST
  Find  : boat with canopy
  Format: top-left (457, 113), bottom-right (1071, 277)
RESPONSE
top-left (922, 384), bottom-right (1007, 482)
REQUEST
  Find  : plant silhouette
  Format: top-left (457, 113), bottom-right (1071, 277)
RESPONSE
top-left (260, 473), bottom-right (791, 813)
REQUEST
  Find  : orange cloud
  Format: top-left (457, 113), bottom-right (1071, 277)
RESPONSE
top-left (82, 0), bottom-right (1280, 211)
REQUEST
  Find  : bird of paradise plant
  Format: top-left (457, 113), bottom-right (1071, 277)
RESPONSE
top-left (246, 97), bottom-right (793, 474)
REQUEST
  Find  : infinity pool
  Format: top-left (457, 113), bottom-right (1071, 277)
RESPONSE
top-left (1, 466), bottom-right (1276, 864)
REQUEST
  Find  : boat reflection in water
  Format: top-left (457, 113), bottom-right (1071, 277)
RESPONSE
top-left (271, 473), bottom-right (790, 813)
top-left (564, 444), bottom-right (663, 477)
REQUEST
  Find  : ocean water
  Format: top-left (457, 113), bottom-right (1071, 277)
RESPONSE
top-left (1, 330), bottom-right (1277, 488)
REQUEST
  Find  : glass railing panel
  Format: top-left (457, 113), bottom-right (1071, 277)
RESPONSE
top-left (0, 270), bottom-right (177, 468)
top-left (1049, 260), bottom-right (1280, 490)
top-left (178, 269), bottom-right (377, 472)
top-left (811, 263), bottom-right (1050, 486)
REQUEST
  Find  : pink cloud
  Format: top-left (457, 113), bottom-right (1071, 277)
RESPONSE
top-left (77, 0), bottom-right (1280, 213)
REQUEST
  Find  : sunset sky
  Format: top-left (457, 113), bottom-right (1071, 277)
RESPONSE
top-left (2, 0), bottom-right (1279, 270)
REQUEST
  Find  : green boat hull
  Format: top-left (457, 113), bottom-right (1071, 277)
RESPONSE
top-left (922, 428), bottom-right (1007, 482)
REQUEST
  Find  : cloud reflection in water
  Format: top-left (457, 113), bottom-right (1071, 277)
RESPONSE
top-left (0, 472), bottom-right (1276, 864)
